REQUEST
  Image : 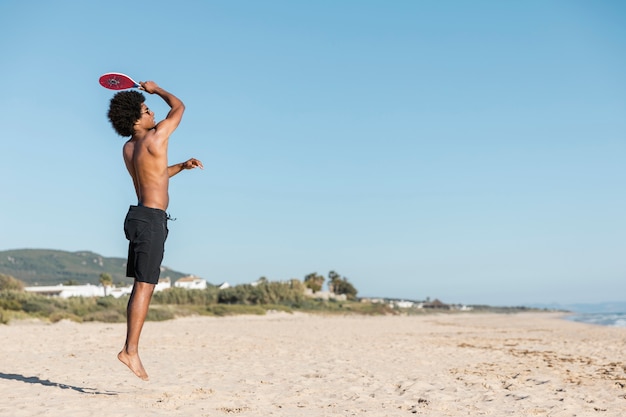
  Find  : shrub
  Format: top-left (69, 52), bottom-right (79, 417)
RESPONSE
top-left (152, 287), bottom-right (219, 305)
top-left (0, 309), bottom-right (9, 325)
top-left (146, 307), bottom-right (175, 321)
top-left (22, 299), bottom-right (57, 316)
top-left (83, 310), bottom-right (125, 323)
top-left (217, 281), bottom-right (306, 306)
top-left (0, 291), bottom-right (24, 311)
top-left (207, 304), bottom-right (267, 316)
top-left (49, 312), bottom-right (82, 323)
top-left (0, 274), bottom-right (25, 291)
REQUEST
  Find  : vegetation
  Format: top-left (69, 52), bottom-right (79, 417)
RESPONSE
top-left (303, 272), bottom-right (325, 293)
top-left (0, 256), bottom-right (542, 325)
top-left (0, 273), bottom-right (24, 291)
top-left (327, 270), bottom-right (358, 300)
top-left (0, 270), bottom-right (387, 324)
top-left (99, 273), bottom-right (113, 296)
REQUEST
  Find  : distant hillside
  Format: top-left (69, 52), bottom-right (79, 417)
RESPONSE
top-left (0, 249), bottom-right (189, 286)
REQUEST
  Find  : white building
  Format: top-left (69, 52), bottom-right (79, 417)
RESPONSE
top-left (174, 276), bottom-right (207, 290)
top-left (155, 277), bottom-right (172, 292)
top-left (24, 284), bottom-right (105, 298)
top-left (108, 286), bottom-right (132, 298)
top-left (394, 300), bottom-right (415, 309)
top-left (24, 277), bottom-right (173, 299)
top-left (303, 288), bottom-right (347, 301)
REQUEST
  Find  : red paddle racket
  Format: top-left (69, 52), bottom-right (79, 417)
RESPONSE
top-left (99, 72), bottom-right (140, 90)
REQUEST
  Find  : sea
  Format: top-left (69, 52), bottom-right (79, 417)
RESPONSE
top-left (540, 302), bottom-right (626, 328)
top-left (564, 312), bottom-right (626, 328)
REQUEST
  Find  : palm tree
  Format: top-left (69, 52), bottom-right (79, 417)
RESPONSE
top-left (332, 275), bottom-right (358, 300)
top-left (304, 272), bottom-right (325, 293)
top-left (99, 273), bottom-right (113, 296)
top-left (328, 270), bottom-right (342, 293)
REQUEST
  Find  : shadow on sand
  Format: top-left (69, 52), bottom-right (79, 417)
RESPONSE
top-left (0, 372), bottom-right (118, 396)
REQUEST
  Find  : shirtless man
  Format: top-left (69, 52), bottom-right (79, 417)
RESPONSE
top-left (107, 81), bottom-right (203, 380)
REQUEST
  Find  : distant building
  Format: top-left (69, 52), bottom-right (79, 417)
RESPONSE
top-left (108, 286), bottom-right (132, 298)
top-left (303, 288), bottom-right (347, 301)
top-left (155, 277), bottom-right (172, 292)
top-left (109, 277), bottom-right (171, 298)
top-left (25, 277), bottom-right (173, 299)
top-left (394, 300), bottom-right (415, 309)
top-left (25, 284), bottom-right (104, 298)
top-left (174, 275), bottom-right (207, 290)
top-left (361, 298), bottom-right (385, 304)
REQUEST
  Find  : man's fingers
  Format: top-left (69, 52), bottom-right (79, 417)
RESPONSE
top-left (185, 159), bottom-right (204, 170)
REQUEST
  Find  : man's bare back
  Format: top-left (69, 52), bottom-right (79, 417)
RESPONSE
top-left (123, 126), bottom-right (171, 211)
top-left (122, 80), bottom-right (183, 211)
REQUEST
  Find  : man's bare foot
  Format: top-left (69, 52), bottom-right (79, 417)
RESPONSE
top-left (118, 350), bottom-right (149, 381)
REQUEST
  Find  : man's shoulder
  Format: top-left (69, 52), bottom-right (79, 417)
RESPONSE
top-left (123, 137), bottom-right (137, 152)
top-left (128, 130), bottom-right (160, 144)
top-left (146, 127), bottom-right (170, 146)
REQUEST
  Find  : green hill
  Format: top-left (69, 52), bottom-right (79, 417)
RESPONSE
top-left (0, 249), bottom-right (189, 286)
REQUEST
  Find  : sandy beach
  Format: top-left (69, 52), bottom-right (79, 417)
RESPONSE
top-left (1, 311), bottom-right (625, 416)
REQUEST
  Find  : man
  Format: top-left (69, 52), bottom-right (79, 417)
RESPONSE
top-left (107, 80), bottom-right (203, 380)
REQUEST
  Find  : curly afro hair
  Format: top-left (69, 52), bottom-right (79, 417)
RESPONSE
top-left (107, 91), bottom-right (146, 137)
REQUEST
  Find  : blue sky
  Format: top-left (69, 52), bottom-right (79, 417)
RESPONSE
top-left (1, 1), bottom-right (624, 306)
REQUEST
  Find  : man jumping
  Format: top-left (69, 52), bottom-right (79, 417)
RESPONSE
top-left (107, 80), bottom-right (203, 380)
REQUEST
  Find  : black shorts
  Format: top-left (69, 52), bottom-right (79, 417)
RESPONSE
top-left (124, 205), bottom-right (169, 285)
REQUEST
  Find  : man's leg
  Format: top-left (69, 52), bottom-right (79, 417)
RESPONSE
top-left (118, 280), bottom-right (155, 381)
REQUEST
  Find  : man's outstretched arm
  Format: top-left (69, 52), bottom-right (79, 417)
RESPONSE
top-left (168, 158), bottom-right (204, 178)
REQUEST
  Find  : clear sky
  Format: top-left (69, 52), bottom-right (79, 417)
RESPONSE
top-left (1, 0), bottom-right (624, 306)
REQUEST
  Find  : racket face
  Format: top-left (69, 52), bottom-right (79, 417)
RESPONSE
top-left (99, 73), bottom-right (139, 90)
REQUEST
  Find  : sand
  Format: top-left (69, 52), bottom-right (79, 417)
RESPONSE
top-left (0, 311), bottom-right (625, 416)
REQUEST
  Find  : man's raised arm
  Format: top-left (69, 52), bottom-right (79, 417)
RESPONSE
top-left (139, 81), bottom-right (185, 138)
